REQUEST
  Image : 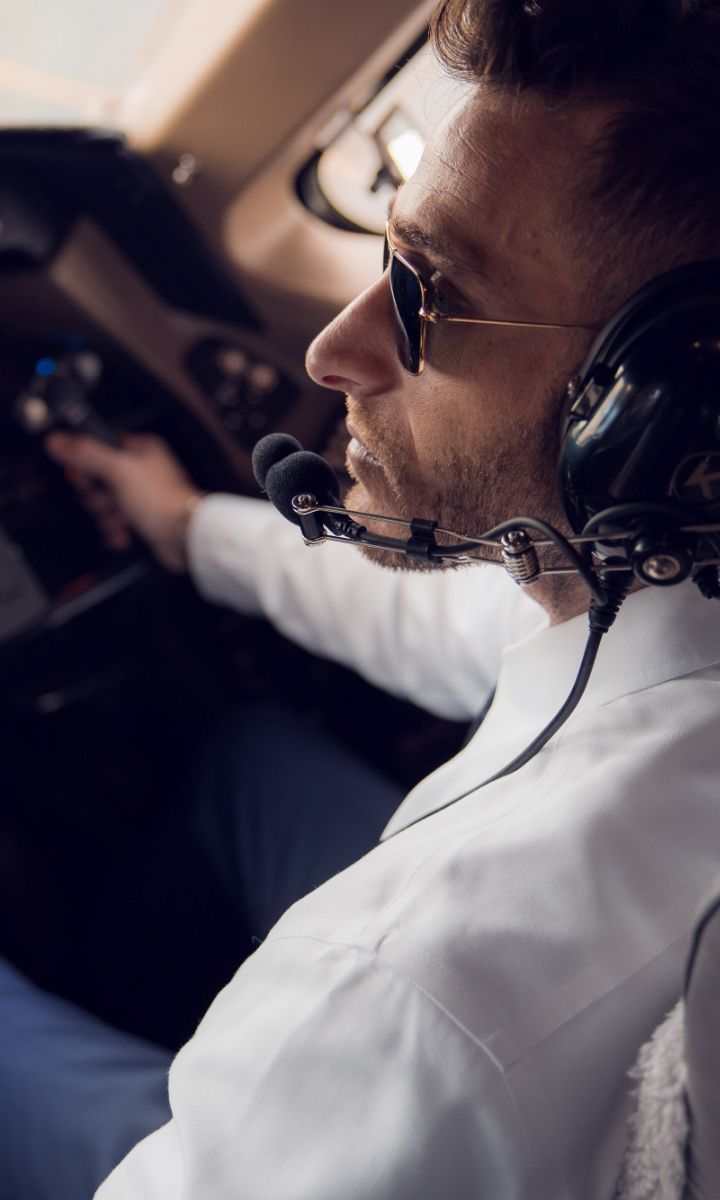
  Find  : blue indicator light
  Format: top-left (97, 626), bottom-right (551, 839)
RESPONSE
top-left (35, 357), bottom-right (56, 377)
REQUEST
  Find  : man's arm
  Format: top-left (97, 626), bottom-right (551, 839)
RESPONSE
top-left (45, 431), bottom-right (544, 720)
top-left (188, 492), bottom-right (543, 719)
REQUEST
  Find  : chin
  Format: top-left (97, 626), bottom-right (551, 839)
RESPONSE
top-left (343, 477), bottom-right (390, 522)
top-left (342, 477), bottom-right (371, 515)
top-left (342, 464), bottom-right (396, 515)
top-left (343, 479), bottom-right (454, 575)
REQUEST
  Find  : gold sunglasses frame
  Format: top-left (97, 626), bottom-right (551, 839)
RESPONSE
top-left (384, 224), bottom-right (601, 374)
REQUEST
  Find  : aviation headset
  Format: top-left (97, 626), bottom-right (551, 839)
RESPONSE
top-left (560, 259), bottom-right (720, 590)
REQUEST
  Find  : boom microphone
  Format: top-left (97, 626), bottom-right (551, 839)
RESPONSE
top-left (251, 433), bottom-right (302, 490)
top-left (252, 435), bottom-right (361, 543)
top-left (265, 450), bottom-right (341, 528)
top-left (251, 433), bottom-right (616, 589)
top-left (252, 433), bottom-right (451, 560)
top-left (251, 432), bottom-right (720, 600)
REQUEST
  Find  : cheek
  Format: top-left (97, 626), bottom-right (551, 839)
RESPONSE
top-left (420, 323), bottom-right (527, 417)
top-left (405, 331), bottom-right (514, 467)
top-left (406, 388), bottom-right (487, 479)
top-left (418, 324), bottom-right (575, 437)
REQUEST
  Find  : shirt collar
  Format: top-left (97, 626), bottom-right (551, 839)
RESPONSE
top-left (503, 578), bottom-right (720, 722)
top-left (383, 580), bottom-right (720, 838)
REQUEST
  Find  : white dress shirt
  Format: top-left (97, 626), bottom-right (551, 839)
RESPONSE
top-left (96, 496), bottom-right (720, 1199)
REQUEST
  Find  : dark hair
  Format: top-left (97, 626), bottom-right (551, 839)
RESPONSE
top-left (430, 1), bottom-right (720, 287)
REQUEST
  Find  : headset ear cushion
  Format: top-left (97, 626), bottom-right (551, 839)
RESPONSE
top-left (559, 259), bottom-right (720, 534)
top-left (575, 261), bottom-right (720, 392)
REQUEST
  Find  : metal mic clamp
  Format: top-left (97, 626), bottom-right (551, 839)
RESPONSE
top-left (501, 529), bottom-right (540, 585)
top-left (406, 518), bottom-right (439, 559)
top-left (291, 493), bottom-right (326, 542)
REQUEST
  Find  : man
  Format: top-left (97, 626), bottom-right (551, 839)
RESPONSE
top-left (4, 0), bottom-right (720, 1196)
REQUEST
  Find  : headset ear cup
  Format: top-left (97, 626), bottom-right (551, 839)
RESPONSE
top-left (558, 260), bottom-right (720, 535)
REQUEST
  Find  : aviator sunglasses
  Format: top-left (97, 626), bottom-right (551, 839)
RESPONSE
top-left (383, 224), bottom-right (600, 375)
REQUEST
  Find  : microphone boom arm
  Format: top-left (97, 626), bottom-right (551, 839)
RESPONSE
top-left (291, 493), bottom-right (720, 605)
top-left (252, 433), bottom-right (720, 602)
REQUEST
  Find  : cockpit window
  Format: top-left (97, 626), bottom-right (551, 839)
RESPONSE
top-left (300, 41), bottom-right (470, 235)
top-left (0, 0), bottom-right (196, 128)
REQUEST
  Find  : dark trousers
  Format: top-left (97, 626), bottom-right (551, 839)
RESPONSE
top-left (0, 705), bottom-right (402, 1200)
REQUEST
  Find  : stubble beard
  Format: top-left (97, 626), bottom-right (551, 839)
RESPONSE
top-left (343, 390), bottom-right (568, 578)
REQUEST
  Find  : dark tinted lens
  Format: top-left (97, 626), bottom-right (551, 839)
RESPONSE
top-left (389, 252), bottom-right (423, 374)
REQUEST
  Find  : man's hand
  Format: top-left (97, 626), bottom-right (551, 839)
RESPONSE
top-left (45, 431), bottom-right (203, 573)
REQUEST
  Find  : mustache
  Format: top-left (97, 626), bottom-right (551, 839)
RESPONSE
top-left (345, 406), bottom-right (409, 469)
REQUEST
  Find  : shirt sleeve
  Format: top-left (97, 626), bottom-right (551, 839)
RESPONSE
top-left (186, 494), bottom-right (545, 720)
top-left (94, 938), bottom-right (534, 1200)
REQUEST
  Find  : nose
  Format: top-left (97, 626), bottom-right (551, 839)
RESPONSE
top-left (305, 274), bottom-right (400, 396)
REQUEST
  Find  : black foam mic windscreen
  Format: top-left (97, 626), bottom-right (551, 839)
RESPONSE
top-left (264, 450), bottom-right (341, 526)
top-left (252, 433), bottom-right (303, 490)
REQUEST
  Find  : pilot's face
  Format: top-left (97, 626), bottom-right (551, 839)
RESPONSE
top-left (306, 87), bottom-right (607, 570)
